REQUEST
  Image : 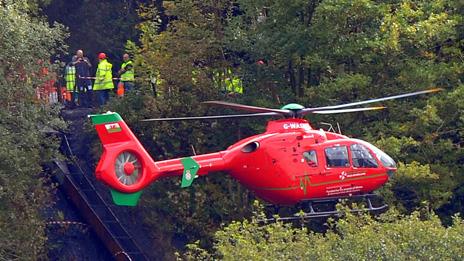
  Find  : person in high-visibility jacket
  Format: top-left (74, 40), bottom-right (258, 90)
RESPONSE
top-left (93, 53), bottom-right (114, 106)
top-left (64, 62), bottom-right (77, 105)
top-left (150, 70), bottom-right (163, 97)
top-left (225, 74), bottom-right (243, 94)
top-left (213, 68), bottom-right (243, 94)
top-left (117, 53), bottom-right (134, 94)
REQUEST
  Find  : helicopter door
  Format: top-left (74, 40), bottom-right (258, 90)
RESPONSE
top-left (324, 145), bottom-right (350, 169)
top-left (321, 145), bottom-right (351, 176)
top-left (298, 145), bottom-right (351, 197)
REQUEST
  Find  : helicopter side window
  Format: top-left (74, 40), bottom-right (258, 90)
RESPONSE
top-left (325, 146), bottom-right (349, 167)
top-left (303, 150), bottom-right (318, 167)
top-left (350, 144), bottom-right (378, 168)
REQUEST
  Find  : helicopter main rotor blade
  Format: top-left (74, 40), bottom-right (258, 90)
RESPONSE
top-left (300, 88), bottom-right (442, 116)
top-left (140, 112), bottom-right (281, 122)
top-left (203, 101), bottom-right (292, 116)
top-left (310, 106), bottom-right (386, 114)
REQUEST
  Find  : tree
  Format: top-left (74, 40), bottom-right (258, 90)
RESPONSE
top-left (102, 1), bottom-right (257, 258)
top-left (44, 0), bottom-right (140, 64)
top-left (99, 0), bottom-right (463, 257)
top-left (0, 0), bottom-right (66, 258)
top-left (185, 206), bottom-right (464, 260)
top-left (226, 0), bottom-right (463, 214)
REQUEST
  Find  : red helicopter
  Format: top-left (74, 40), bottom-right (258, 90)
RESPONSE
top-left (90, 88), bottom-right (440, 217)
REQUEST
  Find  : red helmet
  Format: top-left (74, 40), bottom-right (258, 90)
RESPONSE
top-left (98, 53), bottom-right (107, 60)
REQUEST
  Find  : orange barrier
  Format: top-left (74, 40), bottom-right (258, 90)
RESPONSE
top-left (35, 79), bottom-right (60, 104)
top-left (65, 90), bottom-right (72, 102)
top-left (117, 82), bottom-right (125, 97)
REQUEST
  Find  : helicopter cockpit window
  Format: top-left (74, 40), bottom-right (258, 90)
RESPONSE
top-left (303, 150), bottom-right (318, 167)
top-left (325, 146), bottom-right (349, 167)
top-left (350, 144), bottom-right (378, 168)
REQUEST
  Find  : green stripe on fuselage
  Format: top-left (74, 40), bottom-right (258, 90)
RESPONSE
top-left (304, 173), bottom-right (386, 187)
top-left (254, 173), bottom-right (387, 195)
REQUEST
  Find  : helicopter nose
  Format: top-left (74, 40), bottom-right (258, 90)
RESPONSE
top-left (384, 156), bottom-right (396, 178)
top-left (383, 154), bottom-right (396, 178)
top-left (387, 168), bottom-right (396, 177)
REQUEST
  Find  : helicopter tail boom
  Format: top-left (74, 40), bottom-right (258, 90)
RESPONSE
top-left (89, 112), bottom-right (229, 206)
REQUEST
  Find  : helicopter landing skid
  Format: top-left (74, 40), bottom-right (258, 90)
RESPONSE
top-left (261, 194), bottom-right (387, 223)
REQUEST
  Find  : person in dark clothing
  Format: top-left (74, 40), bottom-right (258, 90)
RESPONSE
top-left (72, 49), bottom-right (93, 107)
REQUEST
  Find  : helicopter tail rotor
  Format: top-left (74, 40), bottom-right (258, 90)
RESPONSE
top-left (89, 112), bottom-right (160, 206)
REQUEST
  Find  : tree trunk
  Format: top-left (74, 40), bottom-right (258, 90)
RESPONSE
top-left (298, 65), bottom-right (305, 97)
top-left (307, 67), bottom-right (312, 88)
top-left (306, 0), bottom-right (319, 26)
top-left (288, 60), bottom-right (296, 95)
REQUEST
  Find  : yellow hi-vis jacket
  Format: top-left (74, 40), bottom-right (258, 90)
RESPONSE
top-left (65, 65), bottom-right (76, 91)
top-left (213, 69), bottom-right (243, 94)
top-left (93, 59), bottom-right (114, 90)
top-left (120, 60), bottom-right (134, 82)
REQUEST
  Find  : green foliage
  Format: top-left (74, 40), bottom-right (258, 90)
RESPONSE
top-left (185, 207), bottom-right (464, 260)
top-left (95, 2), bottom-right (269, 257)
top-left (0, 0), bottom-right (66, 258)
top-left (44, 0), bottom-right (140, 62)
top-left (379, 162), bottom-right (453, 212)
top-left (99, 0), bottom-right (463, 258)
